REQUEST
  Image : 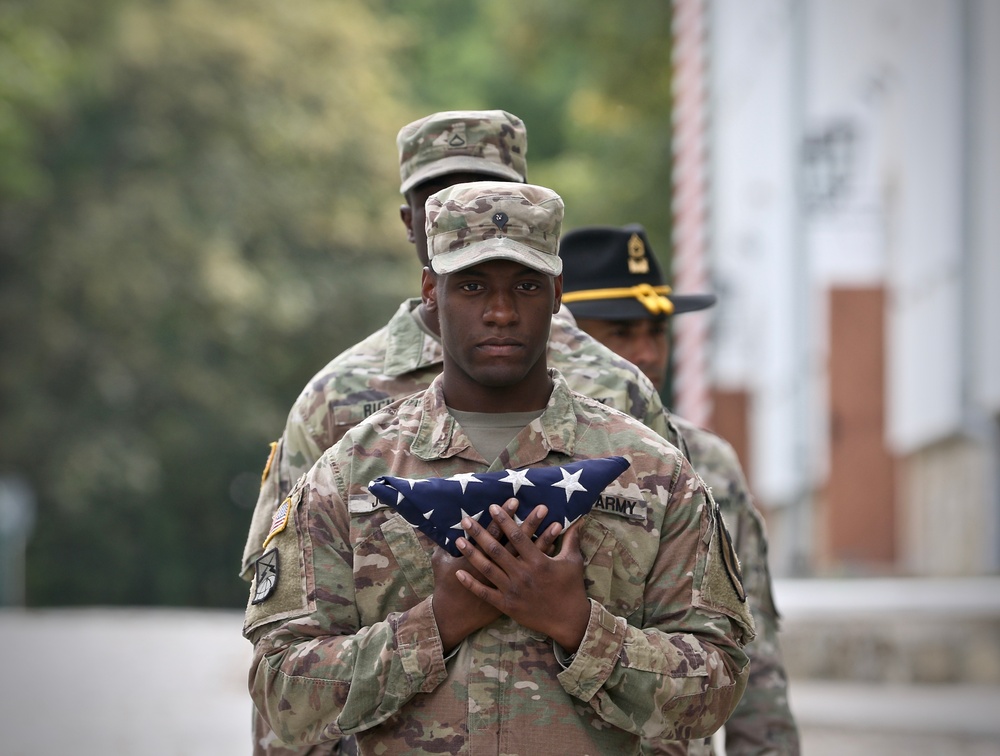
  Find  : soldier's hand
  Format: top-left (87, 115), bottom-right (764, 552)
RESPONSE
top-left (454, 504), bottom-right (590, 653)
top-left (431, 499), bottom-right (560, 652)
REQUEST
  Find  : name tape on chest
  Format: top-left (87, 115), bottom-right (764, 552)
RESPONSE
top-left (334, 397), bottom-right (399, 428)
top-left (348, 494), bottom-right (389, 514)
top-left (591, 492), bottom-right (647, 521)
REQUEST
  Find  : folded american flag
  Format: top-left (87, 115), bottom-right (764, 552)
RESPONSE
top-left (367, 456), bottom-right (630, 556)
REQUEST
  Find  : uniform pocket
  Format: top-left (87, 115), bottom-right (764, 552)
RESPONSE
top-left (578, 517), bottom-right (646, 623)
top-left (351, 502), bottom-right (433, 627)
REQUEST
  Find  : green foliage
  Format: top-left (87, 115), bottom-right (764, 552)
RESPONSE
top-left (392, 0), bottom-right (676, 252)
top-left (1, 0), bottom-right (677, 607)
top-left (1, 0), bottom-right (416, 606)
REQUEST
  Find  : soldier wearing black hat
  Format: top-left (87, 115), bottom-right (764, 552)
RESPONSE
top-left (559, 224), bottom-right (715, 393)
top-left (560, 225), bottom-right (802, 756)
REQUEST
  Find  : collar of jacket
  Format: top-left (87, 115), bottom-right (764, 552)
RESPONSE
top-left (411, 370), bottom-right (578, 466)
top-left (383, 298), bottom-right (444, 377)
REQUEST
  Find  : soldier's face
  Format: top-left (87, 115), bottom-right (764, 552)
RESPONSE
top-left (401, 172), bottom-right (505, 267)
top-left (575, 317), bottom-right (670, 392)
top-left (423, 260), bottom-right (562, 409)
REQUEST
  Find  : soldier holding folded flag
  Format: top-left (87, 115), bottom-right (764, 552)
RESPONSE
top-left (243, 181), bottom-right (754, 754)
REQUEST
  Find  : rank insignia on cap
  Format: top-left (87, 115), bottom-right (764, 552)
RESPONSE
top-left (492, 211), bottom-right (509, 231)
top-left (627, 232), bottom-right (649, 274)
top-left (251, 549), bottom-right (279, 604)
top-left (262, 496), bottom-right (293, 550)
top-left (260, 441), bottom-right (278, 485)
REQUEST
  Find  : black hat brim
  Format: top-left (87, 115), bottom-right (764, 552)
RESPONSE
top-left (565, 292), bottom-right (716, 321)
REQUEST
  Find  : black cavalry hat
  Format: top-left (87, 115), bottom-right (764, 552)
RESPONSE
top-left (559, 224), bottom-right (716, 320)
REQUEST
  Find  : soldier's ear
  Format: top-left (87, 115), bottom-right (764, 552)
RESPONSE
top-left (400, 204), bottom-right (415, 243)
top-left (552, 273), bottom-right (563, 314)
top-left (421, 267), bottom-right (438, 312)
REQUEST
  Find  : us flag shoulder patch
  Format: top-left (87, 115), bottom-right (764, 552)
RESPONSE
top-left (262, 498), bottom-right (292, 549)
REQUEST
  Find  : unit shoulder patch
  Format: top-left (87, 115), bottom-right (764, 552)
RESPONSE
top-left (251, 549), bottom-right (279, 604)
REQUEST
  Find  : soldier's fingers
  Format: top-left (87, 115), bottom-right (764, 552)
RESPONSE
top-left (455, 534), bottom-right (507, 590)
top-left (461, 515), bottom-right (516, 570)
top-left (455, 568), bottom-right (502, 607)
top-left (555, 521), bottom-right (583, 559)
top-left (488, 505), bottom-right (539, 561)
top-left (519, 503), bottom-right (548, 535)
top-left (534, 520), bottom-right (563, 556)
top-left (500, 502), bottom-right (547, 555)
top-left (514, 502), bottom-right (554, 551)
top-left (486, 499), bottom-right (519, 540)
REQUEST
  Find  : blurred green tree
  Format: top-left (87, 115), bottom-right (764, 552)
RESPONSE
top-left (391, 0), bottom-right (676, 255)
top-left (1, 0), bottom-right (677, 608)
top-left (1, 0), bottom-right (417, 606)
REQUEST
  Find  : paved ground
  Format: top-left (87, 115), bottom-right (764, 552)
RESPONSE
top-left (0, 608), bottom-right (251, 756)
top-left (2, 581), bottom-right (999, 755)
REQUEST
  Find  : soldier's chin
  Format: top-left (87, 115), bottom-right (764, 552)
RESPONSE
top-left (474, 371), bottom-right (529, 389)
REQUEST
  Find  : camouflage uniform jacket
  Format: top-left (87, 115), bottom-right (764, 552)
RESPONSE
top-left (241, 299), bottom-right (671, 579)
top-left (645, 416), bottom-right (801, 756)
top-left (244, 371), bottom-right (754, 754)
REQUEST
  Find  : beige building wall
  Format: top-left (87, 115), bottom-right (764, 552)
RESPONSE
top-left (900, 437), bottom-right (997, 576)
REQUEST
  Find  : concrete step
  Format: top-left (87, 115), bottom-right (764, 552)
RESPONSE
top-left (791, 680), bottom-right (1000, 735)
top-left (773, 577), bottom-right (1000, 685)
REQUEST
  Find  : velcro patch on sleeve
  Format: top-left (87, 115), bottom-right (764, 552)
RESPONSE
top-left (260, 440), bottom-right (279, 486)
top-left (693, 497), bottom-right (756, 645)
top-left (244, 485), bottom-right (311, 636)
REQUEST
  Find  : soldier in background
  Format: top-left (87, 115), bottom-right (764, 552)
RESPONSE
top-left (559, 224), bottom-right (801, 756)
top-left (243, 181), bottom-right (753, 753)
top-left (241, 110), bottom-right (680, 755)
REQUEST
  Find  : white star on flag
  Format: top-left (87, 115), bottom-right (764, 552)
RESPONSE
top-left (451, 472), bottom-right (483, 493)
top-left (499, 468), bottom-right (535, 495)
top-left (552, 467), bottom-right (588, 501)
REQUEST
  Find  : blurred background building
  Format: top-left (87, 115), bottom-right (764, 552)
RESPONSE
top-left (686, 4), bottom-right (1000, 750)
top-left (703, 0), bottom-right (999, 579)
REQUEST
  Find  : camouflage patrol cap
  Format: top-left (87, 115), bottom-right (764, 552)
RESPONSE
top-left (425, 181), bottom-right (563, 276)
top-left (397, 110), bottom-right (527, 194)
top-left (560, 224), bottom-right (717, 319)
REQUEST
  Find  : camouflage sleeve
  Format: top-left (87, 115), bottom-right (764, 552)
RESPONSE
top-left (722, 503), bottom-right (800, 755)
top-left (244, 458), bottom-right (450, 746)
top-left (239, 388), bottom-right (329, 581)
top-left (640, 420), bottom-right (799, 755)
top-left (282, 389), bottom-right (329, 488)
top-left (557, 457), bottom-right (753, 742)
top-left (689, 428), bottom-right (799, 755)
